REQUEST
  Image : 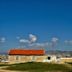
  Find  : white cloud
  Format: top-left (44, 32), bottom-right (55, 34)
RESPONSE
top-left (0, 37), bottom-right (6, 43)
top-left (51, 37), bottom-right (59, 43)
top-left (29, 34), bottom-right (37, 43)
top-left (50, 37), bottom-right (59, 48)
top-left (29, 42), bottom-right (50, 48)
top-left (36, 43), bottom-right (46, 47)
top-left (19, 39), bottom-right (29, 43)
top-left (64, 40), bottom-right (72, 45)
top-left (64, 40), bottom-right (69, 44)
top-left (16, 34), bottom-right (37, 44)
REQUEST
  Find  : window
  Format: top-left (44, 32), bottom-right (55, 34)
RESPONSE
top-left (16, 56), bottom-right (19, 61)
top-left (47, 57), bottom-right (51, 60)
top-left (32, 56), bottom-right (35, 62)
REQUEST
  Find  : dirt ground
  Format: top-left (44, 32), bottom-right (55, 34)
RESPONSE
top-left (0, 66), bottom-right (25, 72)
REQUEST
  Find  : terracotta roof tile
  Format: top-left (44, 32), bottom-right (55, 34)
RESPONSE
top-left (8, 49), bottom-right (45, 55)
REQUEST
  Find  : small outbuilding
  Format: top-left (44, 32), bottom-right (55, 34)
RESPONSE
top-left (8, 49), bottom-right (63, 64)
top-left (8, 49), bottom-right (46, 64)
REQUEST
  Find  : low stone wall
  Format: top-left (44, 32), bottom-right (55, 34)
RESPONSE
top-left (60, 58), bottom-right (72, 64)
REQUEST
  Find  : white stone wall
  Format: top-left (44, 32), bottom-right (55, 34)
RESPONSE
top-left (8, 55), bottom-right (58, 64)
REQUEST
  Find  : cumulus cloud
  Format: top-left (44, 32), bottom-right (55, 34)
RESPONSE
top-left (18, 38), bottom-right (30, 48)
top-left (19, 39), bottom-right (29, 43)
top-left (51, 37), bottom-right (59, 48)
top-left (16, 36), bottom-right (30, 43)
top-left (16, 35), bottom-right (59, 49)
top-left (29, 34), bottom-right (37, 43)
top-left (51, 37), bottom-right (59, 43)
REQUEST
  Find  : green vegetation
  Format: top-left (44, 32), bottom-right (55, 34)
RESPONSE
top-left (5, 62), bottom-right (72, 72)
top-left (67, 62), bottom-right (72, 65)
top-left (0, 64), bottom-right (9, 67)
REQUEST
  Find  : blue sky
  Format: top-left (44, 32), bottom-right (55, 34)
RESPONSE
top-left (0, 0), bottom-right (72, 51)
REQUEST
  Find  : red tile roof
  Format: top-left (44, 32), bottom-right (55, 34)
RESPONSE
top-left (8, 49), bottom-right (45, 55)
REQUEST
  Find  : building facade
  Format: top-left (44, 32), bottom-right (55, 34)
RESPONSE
top-left (8, 49), bottom-right (72, 64)
top-left (8, 49), bottom-right (58, 64)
